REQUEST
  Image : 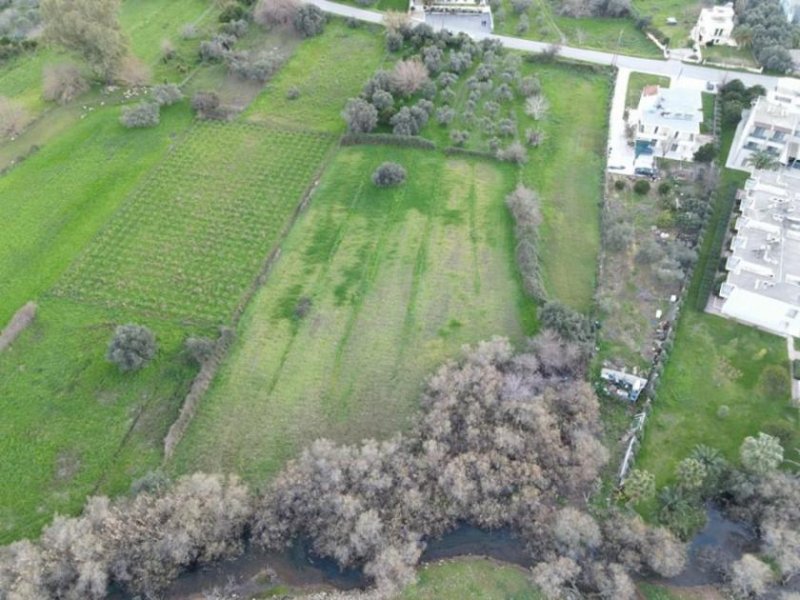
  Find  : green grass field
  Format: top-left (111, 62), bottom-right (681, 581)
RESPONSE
top-left (119, 0), bottom-right (212, 69)
top-left (625, 71), bottom-right (670, 108)
top-left (495, 1), bottom-right (661, 58)
top-left (522, 64), bottom-right (610, 312)
top-left (54, 121), bottom-right (335, 324)
top-left (632, 0), bottom-right (700, 47)
top-left (0, 298), bottom-right (204, 543)
top-left (636, 312), bottom-right (798, 486)
top-left (402, 559), bottom-right (543, 599)
top-left (246, 21), bottom-right (386, 132)
top-left (170, 146), bottom-right (535, 480)
top-left (0, 105), bottom-right (195, 325)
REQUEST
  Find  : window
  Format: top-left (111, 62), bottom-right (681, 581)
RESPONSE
top-left (752, 126), bottom-right (767, 139)
top-left (674, 131), bottom-right (680, 138)
top-left (671, 143), bottom-right (678, 152)
top-left (772, 131), bottom-right (786, 142)
top-left (745, 141), bottom-right (759, 150)
top-left (654, 126), bottom-right (659, 134)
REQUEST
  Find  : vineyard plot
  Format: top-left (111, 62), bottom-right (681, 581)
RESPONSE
top-left (54, 122), bottom-right (334, 323)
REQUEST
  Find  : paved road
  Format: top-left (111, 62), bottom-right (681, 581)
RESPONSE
top-left (309, 0), bottom-right (785, 89)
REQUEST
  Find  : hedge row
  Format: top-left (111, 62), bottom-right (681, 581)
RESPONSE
top-left (340, 133), bottom-right (436, 150)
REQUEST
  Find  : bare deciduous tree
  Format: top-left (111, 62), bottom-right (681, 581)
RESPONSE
top-left (390, 59), bottom-right (429, 97)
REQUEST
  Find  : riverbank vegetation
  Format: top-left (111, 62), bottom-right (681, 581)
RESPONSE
top-left (0, 336), bottom-right (688, 599)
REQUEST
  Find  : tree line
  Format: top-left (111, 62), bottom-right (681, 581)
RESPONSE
top-left (0, 333), bottom-right (688, 599)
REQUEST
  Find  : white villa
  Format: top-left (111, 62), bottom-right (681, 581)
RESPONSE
top-left (628, 85), bottom-right (708, 172)
top-left (717, 170), bottom-right (800, 337)
top-left (728, 78), bottom-right (800, 172)
top-left (691, 2), bottom-right (737, 47)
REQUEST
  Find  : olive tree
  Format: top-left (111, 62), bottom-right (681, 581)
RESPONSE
top-left (342, 98), bottom-right (378, 134)
top-left (41, 0), bottom-right (128, 80)
top-left (119, 102), bottom-right (160, 128)
top-left (293, 4), bottom-right (326, 38)
top-left (372, 162), bottom-right (406, 187)
top-left (151, 83), bottom-right (183, 106)
top-left (106, 324), bottom-right (157, 372)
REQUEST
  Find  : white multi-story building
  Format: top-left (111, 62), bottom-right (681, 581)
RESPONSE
top-left (717, 170), bottom-right (800, 337)
top-left (691, 2), bottom-right (737, 46)
top-left (628, 85), bottom-right (707, 167)
top-left (728, 79), bottom-right (800, 172)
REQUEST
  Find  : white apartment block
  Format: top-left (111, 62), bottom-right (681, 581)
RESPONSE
top-left (728, 79), bottom-right (800, 172)
top-left (691, 2), bottom-right (737, 46)
top-left (718, 170), bottom-right (800, 337)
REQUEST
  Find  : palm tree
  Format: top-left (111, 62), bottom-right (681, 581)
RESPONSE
top-left (746, 148), bottom-right (781, 171)
top-left (733, 25), bottom-right (753, 49)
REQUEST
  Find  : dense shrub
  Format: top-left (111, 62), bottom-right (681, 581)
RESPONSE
top-left (633, 179), bottom-right (651, 195)
top-left (219, 1), bottom-right (247, 22)
top-left (506, 185), bottom-right (545, 299)
top-left (693, 142), bottom-right (717, 163)
top-left (254, 0), bottom-right (300, 26)
top-left (559, 0), bottom-right (631, 17)
top-left (286, 85), bottom-right (300, 100)
top-left (151, 83), bottom-right (183, 106)
top-left (372, 162), bottom-right (407, 187)
top-left (106, 324), bottom-right (157, 372)
top-left (226, 49), bottom-right (285, 81)
top-left (385, 30), bottom-right (403, 52)
top-left (293, 3), bottom-right (325, 38)
top-left (191, 91), bottom-right (224, 119)
top-left (497, 141), bottom-right (528, 164)
top-left (185, 336), bottom-right (215, 366)
top-left (119, 102), bottom-right (160, 128)
top-left (42, 63), bottom-right (89, 104)
top-left (539, 301), bottom-right (594, 343)
top-left (450, 129), bottom-right (469, 146)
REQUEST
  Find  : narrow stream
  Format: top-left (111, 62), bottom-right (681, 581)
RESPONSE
top-left (155, 507), bottom-right (753, 598)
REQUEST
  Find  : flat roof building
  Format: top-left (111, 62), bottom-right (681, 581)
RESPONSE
top-left (718, 170), bottom-right (800, 337)
top-left (728, 78), bottom-right (800, 173)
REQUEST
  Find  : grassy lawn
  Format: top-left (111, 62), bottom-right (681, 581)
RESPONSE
top-left (522, 63), bottom-right (610, 312)
top-left (53, 121), bottom-right (335, 325)
top-left (0, 299), bottom-right (204, 543)
top-left (338, 0), bottom-right (409, 10)
top-left (495, 1), bottom-right (661, 58)
top-left (636, 310), bottom-right (797, 487)
top-left (0, 105), bottom-right (195, 325)
top-left (700, 91), bottom-right (714, 134)
top-left (702, 44), bottom-right (759, 69)
top-left (632, 0), bottom-right (700, 47)
top-left (170, 146), bottom-right (534, 481)
top-left (625, 71), bottom-right (670, 108)
top-left (245, 21), bottom-right (386, 133)
top-left (401, 558), bottom-right (543, 599)
top-left (119, 0), bottom-right (212, 71)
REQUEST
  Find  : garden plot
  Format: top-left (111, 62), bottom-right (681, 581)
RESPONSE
top-left (54, 122), bottom-right (335, 324)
